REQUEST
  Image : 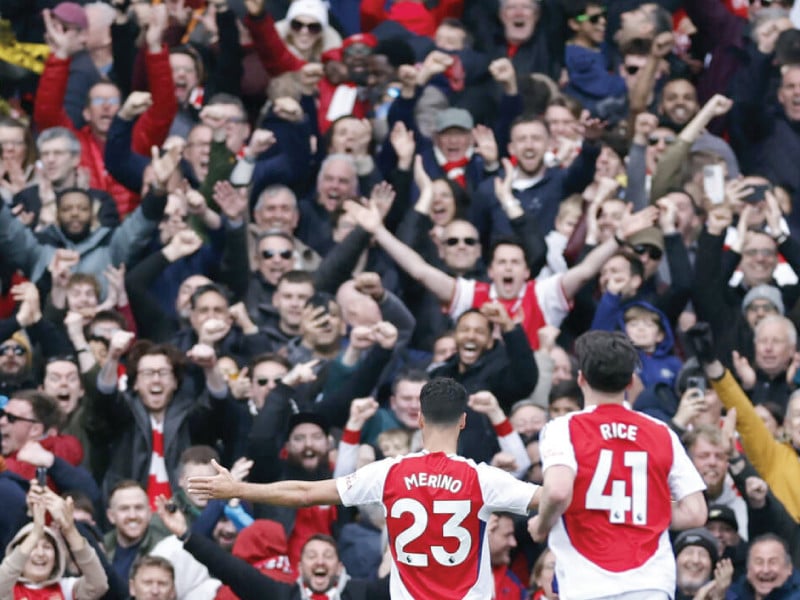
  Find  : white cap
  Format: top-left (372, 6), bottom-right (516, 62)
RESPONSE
top-left (286, 0), bottom-right (329, 28)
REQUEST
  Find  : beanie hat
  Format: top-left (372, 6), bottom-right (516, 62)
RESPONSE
top-left (673, 527), bottom-right (719, 565)
top-left (742, 284), bottom-right (784, 315)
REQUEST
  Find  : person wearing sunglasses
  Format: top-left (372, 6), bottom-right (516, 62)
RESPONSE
top-left (563, 1), bottom-right (626, 122)
top-left (245, 231), bottom-right (299, 328)
top-left (275, 0), bottom-right (341, 62)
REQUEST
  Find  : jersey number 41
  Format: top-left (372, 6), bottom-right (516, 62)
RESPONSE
top-left (586, 449), bottom-right (648, 525)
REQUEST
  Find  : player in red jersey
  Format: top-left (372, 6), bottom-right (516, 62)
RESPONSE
top-left (529, 331), bottom-right (708, 599)
top-left (187, 378), bottom-right (541, 600)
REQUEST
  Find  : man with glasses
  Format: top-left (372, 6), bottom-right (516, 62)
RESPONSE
top-left (245, 230), bottom-right (301, 325)
top-left (34, 4), bottom-right (176, 217)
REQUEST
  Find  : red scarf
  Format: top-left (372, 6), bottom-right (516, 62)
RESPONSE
top-left (441, 157), bottom-right (469, 187)
top-left (14, 581), bottom-right (65, 599)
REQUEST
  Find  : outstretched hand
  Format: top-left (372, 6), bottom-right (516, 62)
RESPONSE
top-left (187, 459), bottom-right (238, 500)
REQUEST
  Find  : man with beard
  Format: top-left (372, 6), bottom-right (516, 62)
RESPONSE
top-left (349, 193), bottom-right (659, 350)
top-left (657, 78), bottom-right (739, 177)
top-left (673, 528), bottom-right (721, 599)
top-left (317, 33), bottom-right (377, 134)
top-left (11, 128), bottom-right (119, 230)
top-left (488, 513), bottom-right (526, 600)
top-left (35, 4), bottom-right (176, 217)
top-left (472, 116), bottom-right (604, 245)
top-left (0, 152), bottom-right (173, 292)
top-left (0, 282), bottom-right (74, 396)
top-left (104, 481), bottom-right (168, 582)
top-left (684, 425), bottom-right (749, 541)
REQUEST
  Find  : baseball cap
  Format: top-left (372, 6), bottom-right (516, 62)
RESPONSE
top-left (434, 108), bottom-right (474, 133)
top-left (673, 527), bottom-right (719, 564)
top-left (342, 33), bottom-right (378, 51)
top-left (626, 226), bottom-right (665, 253)
top-left (707, 504), bottom-right (738, 531)
top-left (287, 412), bottom-right (329, 436)
top-left (742, 284), bottom-right (784, 315)
top-left (52, 2), bottom-right (89, 30)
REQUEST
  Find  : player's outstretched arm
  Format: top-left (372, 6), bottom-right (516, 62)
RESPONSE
top-left (188, 460), bottom-right (341, 507)
top-left (671, 490), bottom-right (708, 531)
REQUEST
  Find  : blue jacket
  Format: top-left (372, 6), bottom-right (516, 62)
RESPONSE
top-left (592, 296), bottom-right (682, 390)
top-left (563, 44), bottom-right (627, 116)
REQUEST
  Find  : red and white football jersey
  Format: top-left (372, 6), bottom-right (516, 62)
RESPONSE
top-left (448, 276), bottom-right (571, 350)
top-left (539, 404), bottom-right (705, 599)
top-left (336, 451), bottom-right (539, 600)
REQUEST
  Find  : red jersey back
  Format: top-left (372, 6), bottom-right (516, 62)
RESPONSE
top-left (563, 404), bottom-right (674, 571)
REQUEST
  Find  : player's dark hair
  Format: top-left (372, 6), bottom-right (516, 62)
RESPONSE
top-left (575, 331), bottom-right (639, 393)
top-left (419, 377), bottom-right (467, 426)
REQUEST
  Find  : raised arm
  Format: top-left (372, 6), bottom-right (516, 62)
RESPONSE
top-left (345, 200), bottom-right (456, 304)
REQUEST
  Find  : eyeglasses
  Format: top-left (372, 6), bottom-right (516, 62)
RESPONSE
top-left (256, 376), bottom-right (282, 386)
top-left (630, 244), bottom-right (663, 260)
top-left (743, 248), bottom-right (777, 258)
top-left (89, 97), bottom-right (121, 107)
top-left (648, 135), bottom-right (676, 146)
top-left (746, 301), bottom-right (778, 314)
top-left (0, 344), bottom-right (26, 356)
top-left (0, 408), bottom-right (39, 425)
top-left (624, 65), bottom-right (641, 76)
top-left (138, 368), bottom-right (173, 379)
top-left (262, 249), bottom-right (293, 260)
top-left (575, 9), bottom-right (607, 24)
top-left (290, 19), bottom-right (322, 34)
top-left (444, 237), bottom-right (479, 247)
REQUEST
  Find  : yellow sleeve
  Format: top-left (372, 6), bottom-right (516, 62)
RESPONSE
top-left (711, 370), bottom-right (780, 478)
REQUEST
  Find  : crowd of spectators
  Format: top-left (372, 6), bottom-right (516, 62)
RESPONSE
top-left (2, 0), bottom-right (800, 597)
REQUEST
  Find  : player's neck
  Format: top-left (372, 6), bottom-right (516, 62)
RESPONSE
top-left (421, 429), bottom-right (459, 454)
top-left (585, 392), bottom-right (625, 406)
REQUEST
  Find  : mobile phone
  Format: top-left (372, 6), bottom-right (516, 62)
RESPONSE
top-left (686, 376), bottom-right (706, 394)
top-left (744, 183), bottom-right (771, 204)
top-left (36, 466), bottom-right (47, 487)
top-left (703, 165), bottom-right (725, 205)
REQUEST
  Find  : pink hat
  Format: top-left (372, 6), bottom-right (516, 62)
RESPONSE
top-left (52, 2), bottom-right (89, 30)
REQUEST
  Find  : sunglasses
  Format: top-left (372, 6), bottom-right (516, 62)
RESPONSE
top-left (290, 19), bottom-right (322, 34)
top-left (575, 9), bottom-right (607, 24)
top-left (262, 249), bottom-right (294, 260)
top-left (0, 408), bottom-right (39, 425)
top-left (444, 237), bottom-right (479, 247)
top-left (256, 377), bottom-right (282, 386)
top-left (648, 135), bottom-right (676, 146)
top-left (624, 64), bottom-right (640, 76)
top-left (0, 344), bottom-right (25, 356)
top-left (630, 244), bottom-right (663, 260)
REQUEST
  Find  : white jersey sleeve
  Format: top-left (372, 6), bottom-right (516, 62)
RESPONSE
top-left (448, 277), bottom-right (476, 319)
top-left (534, 274), bottom-right (571, 327)
top-left (336, 456), bottom-right (395, 507)
top-left (539, 416), bottom-right (577, 473)
top-left (667, 428), bottom-right (706, 500)
top-left (475, 462), bottom-right (539, 516)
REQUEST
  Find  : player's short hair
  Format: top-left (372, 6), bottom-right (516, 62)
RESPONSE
top-left (575, 331), bottom-right (639, 394)
top-left (419, 378), bottom-right (467, 427)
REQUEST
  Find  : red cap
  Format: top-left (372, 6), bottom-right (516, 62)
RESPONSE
top-left (342, 33), bottom-right (378, 51)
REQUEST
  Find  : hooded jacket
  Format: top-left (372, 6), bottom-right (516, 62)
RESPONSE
top-left (0, 523), bottom-right (108, 600)
top-left (593, 296), bottom-right (683, 389)
top-left (215, 519), bottom-right (295, 600)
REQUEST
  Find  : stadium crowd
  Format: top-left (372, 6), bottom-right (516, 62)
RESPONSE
top-left (2, 0), bottom-right (800, 597)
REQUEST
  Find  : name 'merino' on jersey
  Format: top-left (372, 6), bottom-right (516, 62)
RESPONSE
top-left (336, 451), bottom-right (538, 600)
